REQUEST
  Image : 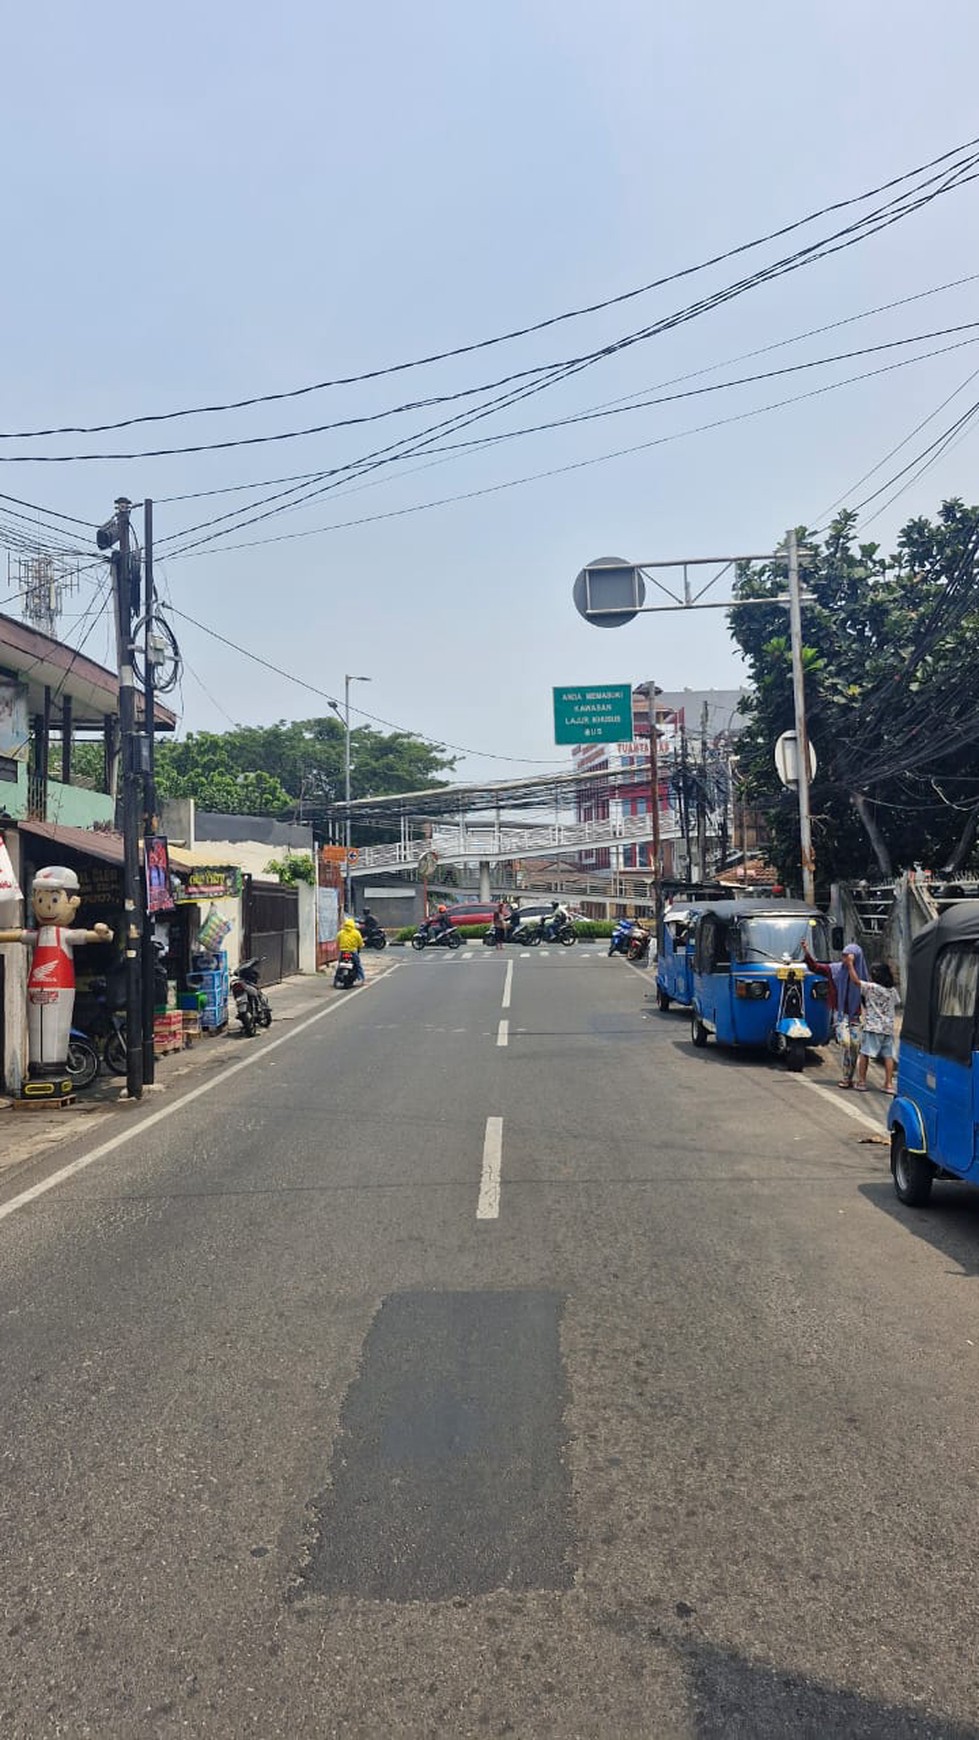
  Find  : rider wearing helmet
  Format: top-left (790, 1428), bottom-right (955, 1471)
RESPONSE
top-left (433, 903), bottom-right (453, 938)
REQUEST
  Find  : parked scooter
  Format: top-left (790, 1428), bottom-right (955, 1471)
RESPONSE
top-left (411, 920), bottom-right (461, 951)
top-left (608, 917), bottom-right (638, 958)
top-left (231, 957), bottom-right (273, 1035)
top-left (333, 949), bottom-right (359, 989)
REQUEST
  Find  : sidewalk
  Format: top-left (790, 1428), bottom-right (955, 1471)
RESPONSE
top-left (0, 954), bottom-right (393, 1184)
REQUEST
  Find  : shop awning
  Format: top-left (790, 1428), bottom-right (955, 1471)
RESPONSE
top-left (16, 819), bottom-right (125, 866)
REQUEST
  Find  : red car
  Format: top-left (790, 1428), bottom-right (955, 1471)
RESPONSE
top-left (430, 903), bottom-right (498, 929)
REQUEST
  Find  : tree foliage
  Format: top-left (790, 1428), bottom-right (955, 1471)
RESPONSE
top-left (729, 500), bottom-right (979, 886)
top-left (154, 716), bottom-right (455, 826)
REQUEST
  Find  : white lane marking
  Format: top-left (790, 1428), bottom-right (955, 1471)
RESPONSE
top-left (462, 950), bottom-right (474, 959)
top-left (520, 951), bottom-right (531, 959)
top-left (477, 1116), bottom-right (503, 1219)
top-left (793, 1073), bottom-right (888, 1134)
top-left (0, 964), bottom-right (402, 1227)
top-left (502, 960), bottom-right (513, 1009)
top-left (497, 1019), bottom-right (509, 1048)
top-left (541, 949), bottom-right (551, 957)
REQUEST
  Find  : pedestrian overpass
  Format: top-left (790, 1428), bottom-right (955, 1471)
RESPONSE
top-left (348, 810), bottom-right (659, 876)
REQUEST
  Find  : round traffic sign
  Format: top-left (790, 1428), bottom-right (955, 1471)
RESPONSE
top-left (347, 848), bottom-right (360, 866)
top-left (417, 850), bottom-right (438, 878)
top-left (573, 556), bottom-right (645, 629)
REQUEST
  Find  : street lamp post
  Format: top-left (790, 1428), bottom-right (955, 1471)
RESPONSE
top-left (342, 674), bottom-right (370, 913)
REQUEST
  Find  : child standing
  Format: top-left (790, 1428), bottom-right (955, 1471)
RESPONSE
top-left (845, 955), bottom-right (899, 1093)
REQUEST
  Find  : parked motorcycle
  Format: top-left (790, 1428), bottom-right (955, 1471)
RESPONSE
top-left (66, 1028), bottom-right (100, 1090)
top-left (627, 925), bottom-right (651, 964)
top-left (411, 921), bottom-right (461, 951)
top-left (231, 957), bottom-right (273, 1035)
top-left (333, 949), bottom-right (359, 989)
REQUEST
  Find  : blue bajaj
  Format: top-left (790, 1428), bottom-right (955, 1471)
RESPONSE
top-left (689, 901), bottom-right (832, 1071)
top-left (655, 905), bottom-right (699, 1010)
top-left (887, 901), bottom-right (979, 1207)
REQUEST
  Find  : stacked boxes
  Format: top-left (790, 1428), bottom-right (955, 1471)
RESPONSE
top-left (186, 950), bottom-right (230, 1032)
top-left (153, 1011), bottom-right (184, 1057)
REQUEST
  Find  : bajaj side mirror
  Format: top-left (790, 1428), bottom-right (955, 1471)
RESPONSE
top-left (831, 926), bottom-right (845, 951)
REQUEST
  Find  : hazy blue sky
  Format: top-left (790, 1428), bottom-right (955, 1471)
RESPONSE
top-left (3, 2), bottom-right (978, 780)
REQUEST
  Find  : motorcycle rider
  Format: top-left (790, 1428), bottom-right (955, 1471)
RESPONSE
top-left (361, 907), bottom-right (383, 944)
top-left (544, 899), bottom-right (570, 940)
top-left (337, 912), bottom-right (365, 983)
top-left (432, 904), bottom-right (454, 940)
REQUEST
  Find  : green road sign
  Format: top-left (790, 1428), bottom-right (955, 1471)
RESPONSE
top-left (553, 683), bottom-right (633, 745)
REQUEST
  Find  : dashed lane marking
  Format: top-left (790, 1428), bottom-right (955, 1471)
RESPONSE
top-left (477, 1117), bottom-right (503, 1220)
top-left (497, 1019), bottom-right (509, 1048)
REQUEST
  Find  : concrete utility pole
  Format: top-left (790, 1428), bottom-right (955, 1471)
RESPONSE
top-left (644, 682), bottom-right (662, 926)
top-left (100, 497), bottom-right (143, 1102)
top-left (141, 498), bottom-right (156, 1087)
top-left (785, 528), bottom-right (816, 905)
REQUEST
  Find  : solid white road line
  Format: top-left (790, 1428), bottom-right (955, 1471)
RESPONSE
top-left (497, 1019), bottom-right (509, 1048)
top-left (793, 1073), bottom-right (888, 1135)
top-left (0, 963), bottom-right (402, 1229)
top-left (502, 960), bottom-right (513, 1009)
top-left (477, 1116), bottom-right (503, 1220)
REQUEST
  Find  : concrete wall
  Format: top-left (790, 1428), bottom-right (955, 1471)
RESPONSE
top-left (297, 881), bottom-right (316, 973)
top-left (2, 764), bottom-right (115, 829)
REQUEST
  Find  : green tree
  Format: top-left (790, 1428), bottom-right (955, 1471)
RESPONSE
top-left (154, 717), bottom-right (455, 824)
top-left (729, 500), bottom-right (979, 885)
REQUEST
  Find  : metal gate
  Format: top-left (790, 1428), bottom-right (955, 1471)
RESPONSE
top-left (242, 878), bottom-right (299, 985)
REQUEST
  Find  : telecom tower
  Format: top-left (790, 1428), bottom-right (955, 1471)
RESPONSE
top-left (10, 552), bottom-right (79, 638)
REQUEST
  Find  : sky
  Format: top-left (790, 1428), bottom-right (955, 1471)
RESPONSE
top-left (2, 1), bottom-right (979, 785)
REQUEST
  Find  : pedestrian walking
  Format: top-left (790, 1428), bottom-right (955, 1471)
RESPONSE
top-left (845, 955), bottom-right (899, 1093)
top-left (803, 939), bottom-right (869, 1087)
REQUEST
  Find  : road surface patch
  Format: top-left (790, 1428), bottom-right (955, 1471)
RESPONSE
top-left (304, 1290), bottom-right (575, 1602)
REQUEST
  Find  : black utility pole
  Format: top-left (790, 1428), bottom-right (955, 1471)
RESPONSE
top-left (141, 498), bottom-right (157, 1087)
top-left (99, 496), bottom-right (143, 1102)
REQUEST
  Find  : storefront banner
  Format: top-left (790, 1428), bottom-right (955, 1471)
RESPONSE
top-left (176, 865), bottom-right (243, 903)
top-left (145, 835), bottom-right (176, 913)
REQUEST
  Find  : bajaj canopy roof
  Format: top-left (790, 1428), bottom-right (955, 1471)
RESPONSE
top-left (901, 900), bottom-right (979, 1055)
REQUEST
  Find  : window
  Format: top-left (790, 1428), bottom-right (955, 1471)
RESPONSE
top-left (936, 946), bottom-right (979, 1019)
top-left (933, 944), bottom-right (979, 1064)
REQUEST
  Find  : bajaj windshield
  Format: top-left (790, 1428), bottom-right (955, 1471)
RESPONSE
top-left (737, 915), bottom-right (828, 964)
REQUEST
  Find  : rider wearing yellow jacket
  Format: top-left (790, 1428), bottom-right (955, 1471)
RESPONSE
top-left (337, 916), bottom-right (365, 983)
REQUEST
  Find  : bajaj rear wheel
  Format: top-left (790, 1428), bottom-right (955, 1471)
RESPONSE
top-left (891, 1129), bottom-right (934, 1207)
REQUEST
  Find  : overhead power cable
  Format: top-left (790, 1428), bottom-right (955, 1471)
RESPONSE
top-left (6, 146), bottom-right (979, 469)
top-left (151, 270), bottom-right (979, 510)
top-left (161, 333), bottom-right (979, 559)
top-left (4, 132), bottom-right (978, 439)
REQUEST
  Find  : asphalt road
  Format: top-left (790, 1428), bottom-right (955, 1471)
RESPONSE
top-left (2, 942), bottom-right (979, 1738)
